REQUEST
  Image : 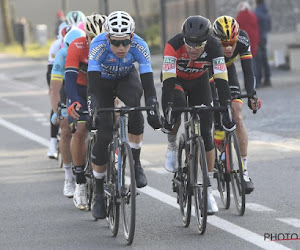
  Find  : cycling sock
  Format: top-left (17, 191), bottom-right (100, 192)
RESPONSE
top-left (95, 177), bottom-right (104, 194)
top-left (131, 147), bottom-right (141, 165)
top-left (242, 157), bottom-right (248, 171)
top-left (208, 172), bottom-right (214, 185)
top-left (63, 162), bottom-right (74, 180)
top-left (167, 134), bottom-right (177, 149)
top-left (93, 170), bottom-right (106, 179)
top-left (50, 137), bottom-right (57, 144)
top-left (74, 165), bottom-right (86, 184)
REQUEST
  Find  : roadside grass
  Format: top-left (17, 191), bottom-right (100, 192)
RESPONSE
top-left (0, 40), bottom-right (54, 59)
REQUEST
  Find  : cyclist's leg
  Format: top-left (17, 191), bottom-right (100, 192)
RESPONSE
top-left (162, 81), bottom-right (186, 173)
top-left (88, 77), bottom-right (115, 218)
top-left (116, 67), bottom-right (147, 188)
top-left (187, 74), bottom-right (218, 214)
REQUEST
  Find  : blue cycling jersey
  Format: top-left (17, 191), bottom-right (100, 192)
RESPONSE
top-left (51, 47), bottom-right (67, 81)
top-left (88, 33), bottom-right (153, 79)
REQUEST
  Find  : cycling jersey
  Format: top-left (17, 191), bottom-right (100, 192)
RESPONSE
top-left (224, 29), bottom-right (256, 95)
top-left (48, 38), bottom-right (63, 65)
top-left (88, 33), bottom-right (153, 79)
top-left (162, 33), bottom-right (231, 107)
top-left (51, 47), bottom-right (67, 82)
top-left (65, 36), bottom-right (89, 87)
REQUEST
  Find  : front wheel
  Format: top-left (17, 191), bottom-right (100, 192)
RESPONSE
top-left (106, 142), bottom-right (120, 236)
top-left (228, 131), bottom-right (245, 216)
top-left (193, 137), bottom-right (208, 235)
top-left (177, 134), bottom-right (191, 227)
top-left (121, 143), bottom-right (136, 245)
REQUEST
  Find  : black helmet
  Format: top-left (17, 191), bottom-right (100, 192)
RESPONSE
top-left (182, 15), bottom-right (212, 43)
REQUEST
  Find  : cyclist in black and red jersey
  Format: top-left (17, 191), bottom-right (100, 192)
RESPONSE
top-left (161, 15), bottom-right (235, 215)
top-left (212, 16), bottom-right (262, 194)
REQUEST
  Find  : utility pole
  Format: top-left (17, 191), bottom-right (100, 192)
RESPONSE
top-left (0, 0), bottom-right (14, 44)
top-left (160, 0), bottom-right (167, 52)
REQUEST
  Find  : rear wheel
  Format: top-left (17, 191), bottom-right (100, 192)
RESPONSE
top-left (106, 142), bottom-right (120, 236)
top-left (121, 143), bottom-right (136, 245)
top-left (215, 149), bottom-right (230, 209)
top-left (177, 134), bottom-right (191, 227)
top-left (228, 131), bottom-right (245, 216)
top-left (193, 137), bottom-right (207, 235)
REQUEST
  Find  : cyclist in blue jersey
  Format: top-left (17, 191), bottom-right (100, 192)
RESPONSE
top-left (87, 11), bottom-right (161, 219)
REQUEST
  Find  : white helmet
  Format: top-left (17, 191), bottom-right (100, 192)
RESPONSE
top-left (85, 13), bottom-right (107, 37)
top-left (104, 11), bottom-right (135, 37)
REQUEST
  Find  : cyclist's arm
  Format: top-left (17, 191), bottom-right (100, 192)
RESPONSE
top-left (65, 40), bottom-right (80, 104)
top-left (49, 48), bottom-right (66, 112)
top-left (87, 71), bottom-right (101, 116)
top-left (210, 37), bottom-right (231, 106)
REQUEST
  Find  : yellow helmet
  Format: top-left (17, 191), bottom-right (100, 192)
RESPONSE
top-left (213, 15), bottom-right (239, 42)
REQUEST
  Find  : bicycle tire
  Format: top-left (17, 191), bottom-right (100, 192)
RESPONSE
top-left (85, 132), bottom-right (96, 211)
top-left (106, 142), bottom-right (120, 236)
top-left (214, 149), bottom-right (230, 209)
top-left (193, 137), bottom-right (208, 235)
top-left (228, 131), bottom-right (245, 215)
top-left (121, 143), bottom-right (136, 245)
top-left (177, 133), bottom-right (191, 227)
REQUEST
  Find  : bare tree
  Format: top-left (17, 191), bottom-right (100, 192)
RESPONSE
top-left (0, 0), bottom-right (14, 44)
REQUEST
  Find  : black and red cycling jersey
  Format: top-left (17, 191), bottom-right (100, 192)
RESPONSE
top-left (162, 33), bottom-right (231, 106)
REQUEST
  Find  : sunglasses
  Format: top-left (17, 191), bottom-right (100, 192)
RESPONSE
top-left (184, 38), bottom-right (207, 49)
top-left (220, 40), bottom-right (237, 47)
top-left (109, 39), bottom-right (132, 47)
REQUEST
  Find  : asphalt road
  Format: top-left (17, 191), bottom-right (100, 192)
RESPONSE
top-left (0, 54), bottom-right (299, 250)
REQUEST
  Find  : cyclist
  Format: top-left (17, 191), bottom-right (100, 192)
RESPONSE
top-left (50, 28), bottom-right (86, 198)
top-left (66, 13), bottom-right (106, 210)
top-left (46, 24), bottom-right (71, 158)
top-left (212, 16), bottom-right (261, 194)
top-left (66, 10), bottom-right (85, 27)
top-left (161, 15), bottom-right (235, 215)
top-left (87, 11), bottom-right (161, 219)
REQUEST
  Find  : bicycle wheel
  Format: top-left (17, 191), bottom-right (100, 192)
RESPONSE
top-left (193, 137), bottom-right (208, 235)
top-left (106, 142), bottom-right (120, 236)
top-left (85, 132), bottom-right (95, 211)
top-left (214, 149), bottom-right (230, 209)
top-left (121, 143), bottom-right (136, 245)
top-left (228, 131), bottom-right (245, 216)
top-left (177, 133), bottom-right (191, 227)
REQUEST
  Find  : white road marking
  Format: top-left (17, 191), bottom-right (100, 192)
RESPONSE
top-left (0, 118), bottom-right (49, 147)
top-left (0, 90), bottom-right (48, 97)
top-left (276, 218), bottom-right (300, 228)
top-left (246, 203), bottom-right (276, 212)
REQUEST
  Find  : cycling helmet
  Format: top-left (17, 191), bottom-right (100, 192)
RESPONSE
top-left (77, 21), bottom-right (86, 33)
top-left (104, 11), bottom-right (135, 37)
top-left (66, 10), bottom-right (85, 26)
top-left (85, 13), bottom-right (106, 37)
top-left (181, 15), bottom-right (212, 42)
top-left (213, 16), bottom-right (240, 41)
top-left (59, 25), bottom-right (72, 39)
top-left (63, 28), bottom-right (86, 49)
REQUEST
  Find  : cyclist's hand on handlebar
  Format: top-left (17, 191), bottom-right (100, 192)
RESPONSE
top-left (61, 107), bottom-right (68, 118)
top-left (248, 97), bottom-right (261, 111)
top-left (68, 101), bottom-right (81, 120)
top-left (51, 112), bottom-right (59, 125)
top-left (222, 112), bottom-right (236, 132)
top-left (146, 97), bottom-right (162, 130)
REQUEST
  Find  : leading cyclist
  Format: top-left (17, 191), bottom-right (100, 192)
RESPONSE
top-left (161, 15), bottom-right (235, 215)
top-left (87, 11), bottom-right (161, 219)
